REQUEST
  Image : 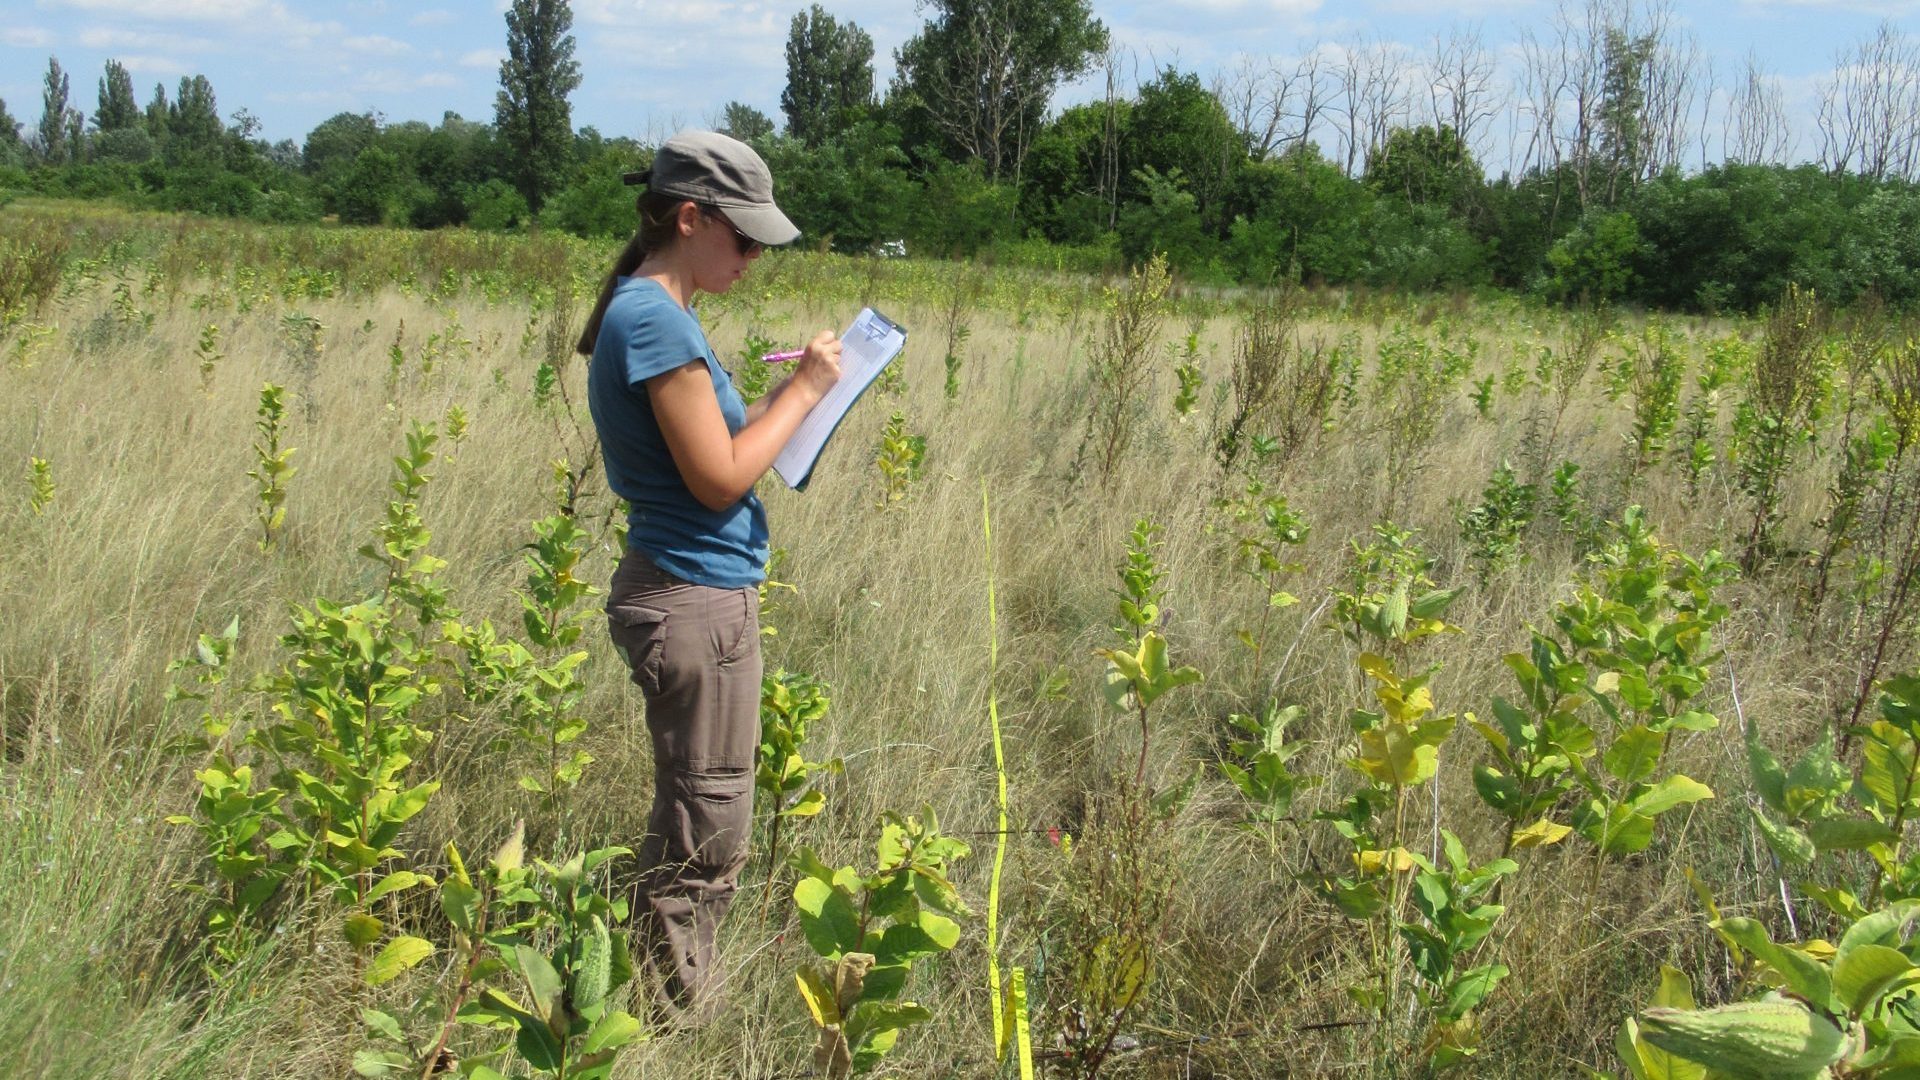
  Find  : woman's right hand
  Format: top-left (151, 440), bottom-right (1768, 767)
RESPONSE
top-left (792, 329), bottom-right (843, 404)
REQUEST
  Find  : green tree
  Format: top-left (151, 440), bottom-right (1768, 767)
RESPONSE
top-left (144, 82), bottom-right (168, 142)
top-left (757, 120), bottom-right (911, 252)
top-left (334, 145), bottom-right (406, 225)
top-left (781, 5), bottom-right (874, 146)
top-left (38, 57), bottom-right (75, 164)
top-left (0, 98), bottom-right (20, 150)
top-left (1021, 99), bottom-right (1130, 242)
top-left (95, 60), bottom-right (138, 132)
top-left (1225, 143), bottom-right (1374, 285)
top-left (1545, 209), bottom-right (1642, 303)
top-left (494, 0), bottom-right (581, 213)
top-left (1118, 165), bottom-right (1224, 281)
top-left (893, 0), bottom-right (1107, 181)
top-left (303, 111), bottom-right (380, 178)
top-left (720, 101), bottom-right (775, 142)
top-left (166, 74), bottom-right (223, 164)
top-left (1596, 28), bottom-right (1655, 206)
top-left (1364, 124), bottom-right (1481, 212)
top-left (1127, 67), bottom-right (1242, 232)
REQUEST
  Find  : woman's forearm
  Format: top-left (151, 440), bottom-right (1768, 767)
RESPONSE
top-left (650, 364), bottom-right (822, 510)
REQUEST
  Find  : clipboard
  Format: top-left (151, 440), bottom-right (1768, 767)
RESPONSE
top-left (772, 307), bottom-right (909, 490)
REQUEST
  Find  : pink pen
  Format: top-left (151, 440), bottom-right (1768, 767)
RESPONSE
top-left (760, 348), bottom-right (805, 364)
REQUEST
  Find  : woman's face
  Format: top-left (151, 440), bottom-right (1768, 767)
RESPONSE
top-left (684, 204), bottom-right (764, 295)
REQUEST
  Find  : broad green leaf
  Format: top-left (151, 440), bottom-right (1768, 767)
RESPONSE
top-left (1833, 942), bottom-right (1918, 1016)
top-left (1746, 726), bottom-right (1788, 813)
top-left (366, 935), bottom-right (434, 987)
top-left (360, 1008), bottom-right (403, 1043)
top-left (1650, 965), bottom-right (1697, 1011)
top-left (440, 878), bottom-right (481, 935)
top-left (516, 1020), bottom-right (564, 1072)
top-left (1604, 725), bottom-right (1664, 785)
top-left (365, 870), bottom-right (430, 903)
top-left (1860, 723), bottom-right (1918, 814)
top-left (1631, 775), bottom-right (1713, 817)
top-left (513, 945), bottom-right (565, 1023)
top-left (1808, 817), bottom-right (1899, 853)
top-left (780, 789), bottom-right (827, 818)
top-left (351, 1049), bottom-right (409, 1077)
top-left (343, 913), bottom-right (384, 949)
top-left (794, 877), bottom-right (862, 959)
top-left (1712, 918), bottom-right (1834, 1012)
top-left (582, 1008), bottom-right (645, 1054)
top-left (1837, 900), bottom-right (1919, 956)
top-left (1748, 805), bottom-right (1815, 867)
top-left (918, 910), bottom-right (961, 950)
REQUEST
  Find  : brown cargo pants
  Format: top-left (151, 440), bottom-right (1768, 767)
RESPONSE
top-left (605, 548), bottom-right (761, 1021)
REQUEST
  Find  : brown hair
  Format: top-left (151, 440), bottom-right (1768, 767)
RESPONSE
top-left (576, 189), bottom-right (693, 356)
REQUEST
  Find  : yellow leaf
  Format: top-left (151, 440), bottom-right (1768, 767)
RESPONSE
top-left (1510, 819), bottom-right (1573, 849)
top-left (1356, 725), bottom-right (1440, 786)
top-left (1357, 847), bottom-right (1418, 874)
top-left (1358, 652), bottom-right (1397, 685)
top-left (795, 967), bottom-right (840, 1028)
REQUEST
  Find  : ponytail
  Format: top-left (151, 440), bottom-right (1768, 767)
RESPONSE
top-left (576, 190), bottom-right (689, 356)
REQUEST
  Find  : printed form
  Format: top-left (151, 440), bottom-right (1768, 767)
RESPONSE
top-left (772, 307), bottom-right (908, 489)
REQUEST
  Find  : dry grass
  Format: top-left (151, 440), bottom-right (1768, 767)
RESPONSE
top-left (1, 203), bottom-right (1913, 1078)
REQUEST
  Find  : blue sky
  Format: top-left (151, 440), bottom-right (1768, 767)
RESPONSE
top-left (3, 0), bottom-right (1916, 169)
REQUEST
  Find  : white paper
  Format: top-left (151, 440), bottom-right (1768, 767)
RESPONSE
top-left (772, 307), bottom-right (908, 489)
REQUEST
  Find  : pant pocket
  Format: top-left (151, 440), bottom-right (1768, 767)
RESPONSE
top-left (673, 769), bottom-right (753, 882)
top-left (608, 602), bottom-right (669, 698)
top-left (711, 587), bottom-right (760, 668)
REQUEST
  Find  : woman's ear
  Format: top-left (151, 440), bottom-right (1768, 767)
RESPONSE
top-left (676, 200), bottom-right (700, 237)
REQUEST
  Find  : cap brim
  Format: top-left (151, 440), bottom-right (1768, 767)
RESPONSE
top-left (721, 203), bottom-right (800, 247)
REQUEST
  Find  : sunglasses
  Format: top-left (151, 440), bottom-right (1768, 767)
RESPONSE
top-left (703, 208), bottom-right (764, 257)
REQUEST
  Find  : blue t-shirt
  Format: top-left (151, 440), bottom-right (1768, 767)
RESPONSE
top-left (587, 276), bottom-right (769, 588)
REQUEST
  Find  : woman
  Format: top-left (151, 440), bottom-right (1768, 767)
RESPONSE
top-left (578, 130), bottom-right (842, 1021)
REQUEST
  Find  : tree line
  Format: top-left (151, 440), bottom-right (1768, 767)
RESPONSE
top-left (3, 0), bottom-right (1919, 312)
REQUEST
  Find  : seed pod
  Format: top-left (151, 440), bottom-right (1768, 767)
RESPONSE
top-left (1637, 1002), bottom-right (1846, 1080)
top-left (573, 915), bottom-right (612, 1011)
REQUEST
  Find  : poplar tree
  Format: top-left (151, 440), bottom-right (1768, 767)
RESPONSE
top-left (0, 98), bottom-right (23, 166)
top-left (167, 74), bottom-right (223, 163)
top-left (145, 82), bottom-right (169, 140)
top-left (781, 5), bottom-right (875, 146)
top-left (38, 57), bottom-right (73, 163)
top-left (494, 0), bottom-right (581, 213)
top-left (95, 59), bottom-right (139, 131)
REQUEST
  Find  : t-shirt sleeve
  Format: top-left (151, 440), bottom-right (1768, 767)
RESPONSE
top-left (621, 304), bottom-right (711, 387)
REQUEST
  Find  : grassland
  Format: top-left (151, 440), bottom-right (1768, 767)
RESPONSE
top-left (2, 199), bottom-right (1917, 1078)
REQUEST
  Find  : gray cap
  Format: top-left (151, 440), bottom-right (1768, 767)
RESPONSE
top-left (623, 130), bottom-right (800, 247)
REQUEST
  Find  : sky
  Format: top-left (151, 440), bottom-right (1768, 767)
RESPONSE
top-left (3, 0), bottom-right (1918, 171)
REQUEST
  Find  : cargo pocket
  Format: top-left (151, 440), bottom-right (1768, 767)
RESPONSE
top-left (673, 769), bottom-right (753, 882)
top-left (608, 603), bottom-right (669, 698)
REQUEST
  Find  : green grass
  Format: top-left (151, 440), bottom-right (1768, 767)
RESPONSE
top-left (1, 201), bottom-right (1914, 1077)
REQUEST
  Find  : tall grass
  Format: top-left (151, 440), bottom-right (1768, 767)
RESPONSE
top-left (0, 200), bottom-right (1907, 1076)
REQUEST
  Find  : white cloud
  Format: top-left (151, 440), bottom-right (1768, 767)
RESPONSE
top-left (77, 26), bottom-right (214, 51)
top-left (4, 26), bottom-right (57, 47)
top-left (121, 54), bottom-right (189, 77)
top-left (460, 48), bottom-right (503, 68)
top-left (343, 34), bottom-right (410, 55)
top-left (574, 0), bottom-right (780, 26)
top-left (41, 0), bottom-right (268, 19)
top-left (408, 8), bottom-right (455, 26)
top-left (416, 72), bottom-right (457, 88)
